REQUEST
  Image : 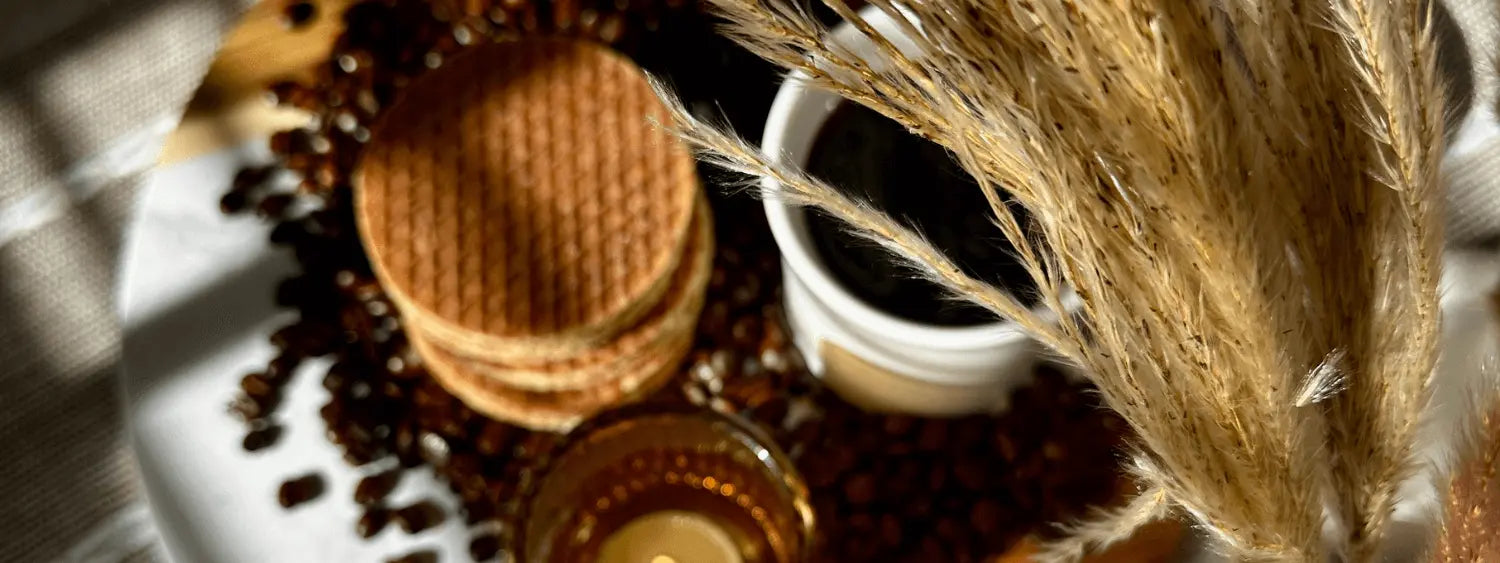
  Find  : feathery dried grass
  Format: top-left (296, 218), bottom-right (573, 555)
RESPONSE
top-left (1034, 483), bottom-right (1171, 563)
top-left (1429, 354), bottom-right (1500, 562)
top-left (657, 0), bottom-right (1446, 560)
top-left (1429, 393), bottom-right (1500, 561)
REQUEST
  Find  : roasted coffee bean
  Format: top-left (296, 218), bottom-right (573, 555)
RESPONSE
top-left (847, 512), bottom-right (875, 533)
top-left (393, 500), bottom-right (445, 533)
top-left (344, 445), bottom-right (379, 467)
top-left (319, 400), bottom-right (343, 424)
top-left (251, 390), bottom-right (282, 417)
top-left (394, 423), bottom-right (421, 467)
top-left (994, 433), bottom-right (1019, 462)
top-left (758, 346), bottom-right (789, 374)
top-left (384, 549), bottom-right (438, 563)
top-left (596, 11), bottom-right (625, 41)
top-left (730, 315), bottom-right (761, 347)
top-left (953, 460), bottom-right (987, 491)
top-left (843, 472), bottom-right (876, 505)
top-left (699, 301), bottom-right (729, 337)
top-left (264, 353), bottom-right (301, 384)
top-left (282, 1), bottom-right (318, 28)
top-left (881, 415), bottom-right (915, 436)
top-left (879, 513), bottom-right (903, 547)
top-left (463, 499), bottom-right (499, 524)
top-left (240, 373), bottom-right (275, 398)
top-left (445, 453), bottom-right (482, 484)
top-left (335, 50), bottom-right (375, 76)
top-left (731, 273), bottom-right (760, 306)
top-left (841, 536), bottom-right (880, 560)
top-left (354, 469), bottom-right (402, 505)
top-left (242, 424), bottom-right (283, 451)
top-left (256, 193), bottom-right (296, 218)
top-left (749, 398), bottom-right (788, 429)
top-left (952, 420), bottom-right (986, 450)
top-left (739, 355), bottom-right (765, 379)
top-left (1042, 440), bottom-right (1066, 462)
top-left (267, 80), bottom-right (319, 110)
top-left (880, 461), bottom-right (919, 500)
top-left (469, 533), bottom-right (501, 561)
top-left (269, 220), bottom-right (306, 246)
top-left (917, 536), bottom-right (951, 561)
top-left (233, 165), bottom-right (276, 193)
top-left (278, 474), bottom-right (325, 508)
top-left (357, 507), bottom-right (389, 538)
top-left (927, 464), bottom-right (948, 491)
top-left (810, 494), bottom-right (841, 523)
top-left (270, 129), bottom-right (312, 157)
top-left (386, 353), bottom-right (421, 379)
top-left (379, 381), bottom-right (404, 399)
top-left (419, 431), bottom-right (452, 466)
top-left (323, 362), bottom-right (355, 392)
top-left (514, 467), bottom-right (537, 494)
top-left (512, 434), bottom-right (556, 461)
top-left (270, 323), bottom-right (312, 354)
top-left (333, 269), bottom-right (359, 288)
top-left (309, 160), bottom-right (340, 189)
top-left (801, 457), bottom-right (840, 490)
top-left (917, 419), bottom-right (948, 452)
top-left (827, 445), bottom-right (858, 475)
top-left (274, 276), bottom-right (311, 307)
top-left (905, 497), bottom-right (934, 519)
top-left (475, 421), bottom-right (516, 457)
top-left (934, 517), bottom-right (964, 542)
top-left (219, 190), bottom-right (250, 214)
top-left (970, 499), bottom-right (1003, 536)
top-left (707, 396), bottom-right (737, 414)
top-left (229, 395), bottom-right (265, 421)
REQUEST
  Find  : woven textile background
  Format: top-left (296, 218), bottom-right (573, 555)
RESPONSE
top-left (0, 1), bottom-right (249, 560)
top-left (0, 1), bottom-right (1494, 561)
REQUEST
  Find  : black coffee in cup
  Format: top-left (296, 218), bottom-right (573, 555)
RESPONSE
top-left (803, 102), bottom-right (1038, 326)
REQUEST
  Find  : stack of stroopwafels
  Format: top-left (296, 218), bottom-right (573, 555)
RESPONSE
top-left (355, 38), bottom-right (711, 432)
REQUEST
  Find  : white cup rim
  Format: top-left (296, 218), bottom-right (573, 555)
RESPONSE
top-left (759, 7), bottom-right (1034, 351)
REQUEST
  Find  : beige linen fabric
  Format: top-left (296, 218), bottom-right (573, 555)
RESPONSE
top-left (1443, 0), bottom-right (1500, 245)
top-left (0, 0), bottom-right (249, 561)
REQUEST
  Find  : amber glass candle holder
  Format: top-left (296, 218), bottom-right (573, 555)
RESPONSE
top-left (521, 408), bottom-right (815, 563)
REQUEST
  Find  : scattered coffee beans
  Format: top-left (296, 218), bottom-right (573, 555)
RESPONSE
top-left (468, 533), bottom-right (501, 561)
top-left (355, 469), bottom-right (403, 505)
top-left (393, 500), bottom-right (446, 534)
top-left (357, 507), bottom-right (390, 538)
top-left (283, 1), bottom-right (318, 28)
top-left (242, 423), bottom-right (283, 452)
top-left (385, 549), bottom-right (438, 563)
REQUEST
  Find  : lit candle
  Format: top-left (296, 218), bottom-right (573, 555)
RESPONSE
top-left (598, 510), bottom-right (745, 563)
top-left (523, 411), bottom-right (812, 563)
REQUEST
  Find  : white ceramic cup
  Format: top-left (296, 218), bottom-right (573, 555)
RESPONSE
top-left (760, 7), bottom-right (1051, 416)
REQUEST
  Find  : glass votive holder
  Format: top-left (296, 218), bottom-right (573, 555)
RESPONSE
top-left (521, 407), bottom-right (815, 563)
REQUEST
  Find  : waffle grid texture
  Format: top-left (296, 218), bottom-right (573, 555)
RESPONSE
top-left (413, 200), bottom-right (712, 430)
top-left (357, 38), bottom-right (698, 362)
top-left (439, 198), bottom-right (715, 391)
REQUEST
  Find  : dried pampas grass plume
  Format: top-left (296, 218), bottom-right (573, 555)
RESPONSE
top-left (1429, 352), bottom-right (1500, 562)
top-left (1032, 483), bottom-right (1171, 563)
top-left (1430, 395), bottom-right (1500, 561)
top-left (656, 0), bottom-right (1448, 560)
